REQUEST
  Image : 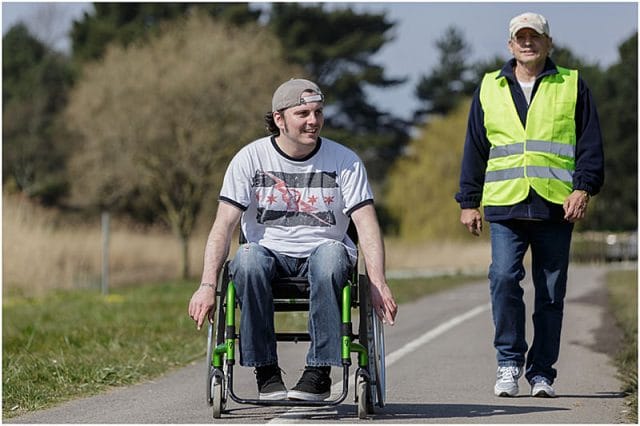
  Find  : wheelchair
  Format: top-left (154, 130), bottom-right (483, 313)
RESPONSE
top-left (205, 227), bottom-right (386, 419)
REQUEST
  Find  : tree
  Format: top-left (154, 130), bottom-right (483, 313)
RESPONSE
top-left (584, 33), bottom-right (637, 231)
top-left (69, 3), bottom-right (410, 189)
top-left (469, 55), bottom-right (508, 84)
top-left (267, 3), bottom-right (410, 186)
top-left (65, 14), bottom-right (302, 278)
top-left (70, 3), bottom-right (260, 63)
top-left (545, 40), bottom-right (636, 232)
top-left (268, 4), bottom-right (402, 126)
top-left (384, 99), bottom-right (473, 241)
top-left (3, 24), bottom-right (74, 204)
top-left (550, 45), bottom-right (605, 95)
top-left (414, 26), bottom-right (477, 121)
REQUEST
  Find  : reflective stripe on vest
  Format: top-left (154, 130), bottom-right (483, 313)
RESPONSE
top-left (480, 66), bottom-right (578, 206)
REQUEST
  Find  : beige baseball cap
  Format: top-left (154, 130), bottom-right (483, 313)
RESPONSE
top-left (272, 78), bottom-right (324, 112)
top-left (509, 12), bottom-right (550, 38)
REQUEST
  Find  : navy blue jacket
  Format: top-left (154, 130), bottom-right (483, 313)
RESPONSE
top-left (455, 58), bottom-right (605, 222)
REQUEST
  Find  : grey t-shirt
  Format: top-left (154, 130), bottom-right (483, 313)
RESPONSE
top-left (219, 136), bottom-right (373, 259)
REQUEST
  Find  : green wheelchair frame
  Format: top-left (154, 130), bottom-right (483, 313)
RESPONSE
top-left (205, 242), bottom-right (386, 420)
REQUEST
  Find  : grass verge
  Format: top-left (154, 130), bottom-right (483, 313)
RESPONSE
top-left (606, 268), bottom-right (638, 423)
top-left (2, 281), bottom-right (203, 419)
top-left (2, 273), bottom-right (480, 419)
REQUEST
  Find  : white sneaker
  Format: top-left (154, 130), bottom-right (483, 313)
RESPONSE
top-left (531, 375), bottom-right (556, 398)
top-left (494, 366), bottom-right (522, 397)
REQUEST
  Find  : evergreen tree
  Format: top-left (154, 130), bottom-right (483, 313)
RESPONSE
top-left (267, 3), bottom-right (410, 185)
top-left (70, 3), bottom-right (260, 63)
top-left (585, 33), bottom-right (637, 231)
top-left (3, 24), bottom-right (74, 204)
top-left (469, 55), bottom-right (508, 84)
top-left (414, 26), bottom-right (477, 121)
top-left (551, 45), bottom-right (604, 95)
top-left (545, 42), bottom-right (635, 232)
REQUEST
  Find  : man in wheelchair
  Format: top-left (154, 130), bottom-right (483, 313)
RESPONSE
top-left (188, 78), bottom-right (397, 402)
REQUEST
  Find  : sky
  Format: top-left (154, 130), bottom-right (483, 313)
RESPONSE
top-left (2, 1), bottom-right (638, 120)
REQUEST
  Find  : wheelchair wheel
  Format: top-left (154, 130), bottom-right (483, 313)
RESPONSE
top-left (358, 274), bottom-right (386, 410)
top-left (211, 372), bottom-right (226, 418)
top-left (205, 321), bottom-right (227, 406)
top-left (206, 264), bottom-right (229, 405)
top-left (356, 379), bottom-right (369, 419)
top-left (208, 304), bottom-right (227, 417)
top-left (206, 324), bottom-right (214, 405)
top-left (370, 307), bottom-right (386, 407)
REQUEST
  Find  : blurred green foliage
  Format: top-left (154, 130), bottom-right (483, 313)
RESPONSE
top-left (2, 24), bottom-right (74, 205)
top-left (385, 100), bottom-right (474, 241)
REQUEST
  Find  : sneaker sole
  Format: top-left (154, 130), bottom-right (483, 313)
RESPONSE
top-left (259, 390), bottom-right (288, 400)
top-left (287, 390), bottom-right (331, 401)
top-left (532, 389), bottom-right (556, 398)
top-left (494, 386), bottom-right (518, 397)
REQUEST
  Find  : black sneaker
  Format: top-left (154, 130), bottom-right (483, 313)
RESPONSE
top-left (255, 364), bottom-right (287, 400)
top-left (288, 366), bottom-right (331, 401)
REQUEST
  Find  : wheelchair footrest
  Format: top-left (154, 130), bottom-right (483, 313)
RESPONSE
top-left (226, 362), bottom-right (351, 408)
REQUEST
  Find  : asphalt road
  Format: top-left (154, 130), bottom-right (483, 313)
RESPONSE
top-left (8, 264), bottom-right (630, 423)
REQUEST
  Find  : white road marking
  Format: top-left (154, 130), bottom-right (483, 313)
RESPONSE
top-left (269, 303), bottom-right (491, 423)
top-left (385, 303), bottom-right (490, 366)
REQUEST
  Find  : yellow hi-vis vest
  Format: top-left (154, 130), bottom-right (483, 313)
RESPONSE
top-left (480, 66), bottom-right (578, 206)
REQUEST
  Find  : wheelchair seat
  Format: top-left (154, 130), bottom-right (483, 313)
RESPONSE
top-left (271, 276), bottom-right (311, 313)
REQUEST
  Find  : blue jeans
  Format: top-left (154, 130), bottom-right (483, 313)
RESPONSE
top-left (230, 241), bottom-right (352, 368)
top-left (489, 220), bottom-right (573, 384)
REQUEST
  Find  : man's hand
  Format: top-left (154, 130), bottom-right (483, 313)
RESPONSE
top-left (349, 204), bottom-right (398, 325)
top-left (369, 281), bottom-right (398, 326)
top-left (563, 190), bottom-right (590, 223)
top-left (188, 284), bottom-right (216, 330)
top-left (460, 208), bottom-right (483, 236)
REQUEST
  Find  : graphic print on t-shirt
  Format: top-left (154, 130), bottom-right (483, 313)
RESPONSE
top-left (253, 169), bottom-right (338, 227)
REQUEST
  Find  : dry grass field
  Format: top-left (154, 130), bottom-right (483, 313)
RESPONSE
top-left (385, 237), bottom-right (491, 275)
top-left (3, 194), bottom-right (490, 296)
top-left (3, 195), bottom-right (207, 295)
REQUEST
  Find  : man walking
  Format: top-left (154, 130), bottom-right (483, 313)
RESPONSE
top-left (455, 12), bottom-right (604, 398)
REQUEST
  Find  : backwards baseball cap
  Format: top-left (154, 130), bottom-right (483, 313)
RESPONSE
top-left (272, 78), bottom-right (324, 112)
top-left (509, 12), bottom-right (550, 39)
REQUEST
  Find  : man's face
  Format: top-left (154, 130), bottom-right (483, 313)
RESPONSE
top-left (275, 93), bottom-right (324, 148)
top-left (508, 28), bottom-right (553, 66)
